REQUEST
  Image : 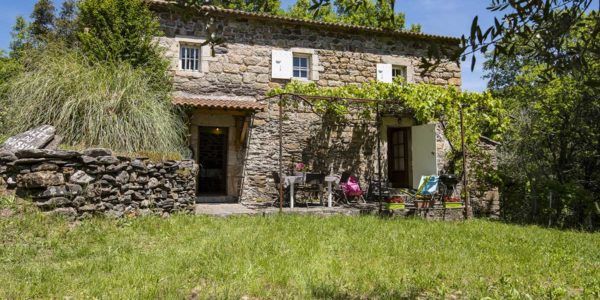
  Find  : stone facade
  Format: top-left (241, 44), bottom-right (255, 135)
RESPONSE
top-left (154, 9), bottom-right (462, 96)
top-left (0, 148), bottom-right (198, 218)
top-left (150, 4), bottom-right (464, 203)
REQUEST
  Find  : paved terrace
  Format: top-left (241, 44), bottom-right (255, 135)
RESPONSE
top-left (194, 203), bottom-right (379, 217)
top-left (194, 203), bottom-right (464, 220)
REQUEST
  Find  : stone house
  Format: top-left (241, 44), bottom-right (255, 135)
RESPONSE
top-left (149, 1), bottom-right (464, 204)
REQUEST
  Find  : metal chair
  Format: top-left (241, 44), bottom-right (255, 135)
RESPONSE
top-left (298, 173), bottom-right (325, 206)
top-left (366, 177), bottom-right (392, 202)
top-left (335, 172), bottom-right (366, 204)
top-left (271, 171), bottom-right (291, 206)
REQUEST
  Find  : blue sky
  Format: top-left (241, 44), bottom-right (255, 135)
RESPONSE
top-left (1, 0), bottom-right (590, 91)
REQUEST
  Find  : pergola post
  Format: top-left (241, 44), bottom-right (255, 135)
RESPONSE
top-left (460, 104), bottom-right (470, 219)
top-left (376, 102), bottom-right (383, 213)
top-left (278, 95), bottom-right (284, 213)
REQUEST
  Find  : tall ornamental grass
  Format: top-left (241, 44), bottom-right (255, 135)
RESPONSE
top-left (3, 50), bottom-right (186, 154)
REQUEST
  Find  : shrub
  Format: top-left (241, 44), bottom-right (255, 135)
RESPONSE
top-left (3, 48), bottom-right (186, 154)
top-left (77, 0), bottom-right (170, 91)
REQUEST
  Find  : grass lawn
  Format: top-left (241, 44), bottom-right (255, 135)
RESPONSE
top-left (1, 201), bottom-right (599, 299)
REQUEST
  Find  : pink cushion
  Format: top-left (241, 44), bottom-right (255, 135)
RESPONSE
top-left (341, 176), bottom-right (363, 196)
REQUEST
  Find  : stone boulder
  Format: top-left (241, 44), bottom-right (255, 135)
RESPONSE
top-left (17, 171), bottom-right (65, 188)
top-left (70, 170), bottom-right (94, 185)
top-left (1, 125), bottom-right (56, 152)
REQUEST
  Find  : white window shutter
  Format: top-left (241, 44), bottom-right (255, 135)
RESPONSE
top-left (376, 63), bottom-right (392, 83)
top-left (271, 50), bottom-right (293, 79)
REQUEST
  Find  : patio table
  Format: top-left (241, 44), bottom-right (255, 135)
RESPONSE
top-left (284, 175), bottom-right (303, 208)
top-left (324, 175), bottom-right (339, 208)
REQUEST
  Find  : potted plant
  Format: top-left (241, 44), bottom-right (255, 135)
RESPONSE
top-left (413, 196), bottom-right (434, 209)
top-left (443, 196), bottom-right (464, 208)
top-left (385, 196), bottom-right (406, 211)
top-left (293, 162), bottom-right (308, 176)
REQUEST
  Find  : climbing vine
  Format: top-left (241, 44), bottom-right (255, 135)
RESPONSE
top-left (268, 79), bottom-right (507, 178)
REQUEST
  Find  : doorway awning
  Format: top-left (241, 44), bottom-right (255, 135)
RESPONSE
top-left (173, 96), bottom-right (265, 111)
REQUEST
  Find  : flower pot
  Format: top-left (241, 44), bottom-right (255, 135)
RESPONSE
top-left (444, 202), bottom-right (464, 209)
top-left (414, 200), bottom-right (432, 209)
top-left (385, 202), bottom-right (405, 211)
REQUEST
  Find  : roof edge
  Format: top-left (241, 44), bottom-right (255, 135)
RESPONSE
top-left (148, 1), bottom-right (461, 44)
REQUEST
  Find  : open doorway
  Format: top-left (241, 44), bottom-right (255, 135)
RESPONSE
top-left (387, 127), bottom-right (411, 188)
top-left (197, 126), bottom-right (228, 195)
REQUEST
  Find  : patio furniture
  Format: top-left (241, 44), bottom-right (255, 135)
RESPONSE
top-left (324, 175), bottom-right (339, 208)
top-left (271, 171), bottom-right (291, 206)
top-left (366, 177), bottom-right (392, 202)
top-left (297, 173), bottom-right (326, 206)
top-left (336, 172), bottom-right (366, 204)
top-left (284, 174), bottom-right (304, 208)
top-left (401, 175), bottom-right (441, 208)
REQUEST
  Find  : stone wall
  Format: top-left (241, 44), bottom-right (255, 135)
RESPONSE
top-left (469, 139), bottom-right (501, 218)
top-left (0, 148), bottom-right (198, 218)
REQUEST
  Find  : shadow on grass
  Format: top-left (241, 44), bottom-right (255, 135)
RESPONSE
top-left (309, 282), bottom-right (426, 299)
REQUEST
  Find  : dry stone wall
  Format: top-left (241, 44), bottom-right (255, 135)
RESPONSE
top-left (0, 148), bottom-right (198, 218)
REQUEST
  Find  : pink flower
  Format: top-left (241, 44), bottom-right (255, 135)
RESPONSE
top-left (295, 162), bottom-right (305, 171)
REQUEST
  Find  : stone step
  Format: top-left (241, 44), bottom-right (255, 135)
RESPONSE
top-left (196, 196), bottom-right (237, 203)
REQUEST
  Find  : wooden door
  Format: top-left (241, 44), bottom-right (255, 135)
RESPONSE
top-left (388, 128), bottom-right (410, 188)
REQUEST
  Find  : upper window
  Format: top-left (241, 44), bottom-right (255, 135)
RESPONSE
top-left (293, 55), bottom-right (309, 79)
top-left (392, 66), bottom-right (407, 81)
top-left (180, 45), bottom-right (200, 72)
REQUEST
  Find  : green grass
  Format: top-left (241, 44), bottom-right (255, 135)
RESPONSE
top-left (1, 204), bottom-right (599, 299)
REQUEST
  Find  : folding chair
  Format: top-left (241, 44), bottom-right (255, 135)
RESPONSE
top-left (402, 175), bottom-right (441, 206)
top-left (335, 172), bottom-right (366, 204)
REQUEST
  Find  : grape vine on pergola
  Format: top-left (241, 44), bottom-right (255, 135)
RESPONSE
top-left (261, 93), bottom-right (471, 217)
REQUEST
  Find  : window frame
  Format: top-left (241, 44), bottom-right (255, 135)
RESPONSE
top-left (292, 54), bottom-right (310, 80)
top-left (392, 65), bottom-right (408, 81)
top-left (179, 44), bottom-right (201, 72)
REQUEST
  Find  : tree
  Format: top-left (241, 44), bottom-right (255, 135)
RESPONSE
top-left (286, 0), bottom-right (415, 31)
top-left (29, 0), bottom-right (56, 39)
top-left (213, 0), bottom-right (282, 13)
top-left (56, 0), bottom-right (78, 45)
top-left (9, 16), bottom-right (30, 57)
top-left (77, 0), bottom-right (170, 91)
top-left (486, 14), bottom-right (599, 229)
top-left (462, 0), bottom-right (599, 77)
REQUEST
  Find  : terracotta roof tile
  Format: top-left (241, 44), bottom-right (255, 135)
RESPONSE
top-left (149, 1), bottom-right (460, 44)
top-left (173, 97), bottom-right (265, 111)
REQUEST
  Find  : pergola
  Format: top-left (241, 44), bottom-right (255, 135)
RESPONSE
top-left (261, 93), bottom-right (471, 216)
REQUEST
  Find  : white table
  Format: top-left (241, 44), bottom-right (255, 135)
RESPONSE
top-left (324, 175), bottom-right (339, 208)
top-left (284, 175), bottom-right (303, 208)
top-left (284, 174), bottom-right (338, 208)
